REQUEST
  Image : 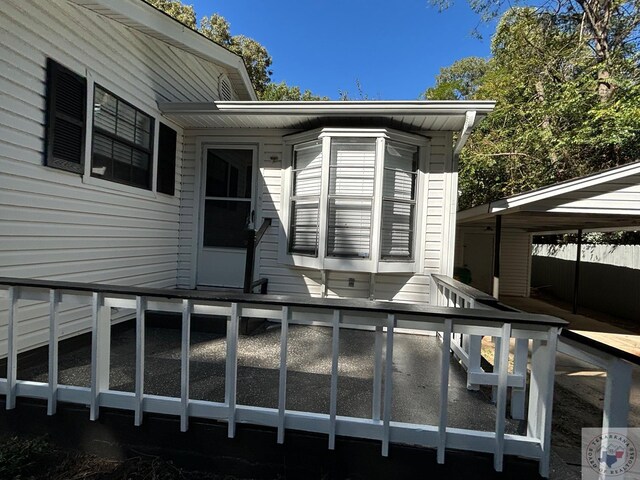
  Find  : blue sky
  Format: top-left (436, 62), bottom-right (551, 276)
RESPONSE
top-left (190, 0), bottom-right (497, 100)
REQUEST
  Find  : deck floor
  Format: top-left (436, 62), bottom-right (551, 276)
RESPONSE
top-left (17, 322), bottom-right (520, 434)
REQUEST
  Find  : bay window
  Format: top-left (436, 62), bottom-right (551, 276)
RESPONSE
top-left (281, 128), bottom-right (428, 273)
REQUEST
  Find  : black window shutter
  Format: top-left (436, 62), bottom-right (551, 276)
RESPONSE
top-left (157, 123), bottom-right (177, 195)
top-left (44, 58), bottom-right (86, 174)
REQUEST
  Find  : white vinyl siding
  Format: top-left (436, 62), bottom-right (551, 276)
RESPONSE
top-left (0, 0), bottom-right (237, 356)
top-left (178, 129), bottom-right (456, 306)
top-left (501, 231), bottom-right (532, 297)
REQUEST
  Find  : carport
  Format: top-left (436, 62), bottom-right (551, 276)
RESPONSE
top-left (455, 161), bottom-right (640, 313)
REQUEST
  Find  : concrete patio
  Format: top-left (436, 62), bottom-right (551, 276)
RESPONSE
top-left (17, 322), bottom-right (521, 434)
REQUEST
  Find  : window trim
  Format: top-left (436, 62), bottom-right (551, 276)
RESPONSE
top-left (90, 83), bottom-right (155, 190)
top-left (279, 127), bottom-right (429, 274)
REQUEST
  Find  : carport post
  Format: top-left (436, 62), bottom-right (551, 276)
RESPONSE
top-left (572, 229), bottom-right (582, 314)
top-left (492, 215), bottom-right (502, 298)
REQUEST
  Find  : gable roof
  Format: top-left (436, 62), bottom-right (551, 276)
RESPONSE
top-left (457, 161), bottom-right (640, 233)
top-left (69, 0), bottom-right (256, 100)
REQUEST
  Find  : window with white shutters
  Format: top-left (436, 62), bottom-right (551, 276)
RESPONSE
top-left (282, 128), bottom-right (428, 273)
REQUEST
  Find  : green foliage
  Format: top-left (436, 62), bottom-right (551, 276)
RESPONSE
top-left (424, 7), bottom-right (640, 210)
top-left (260, 81), bottom-right (330, 101)
top-left (422, 57), bottom-right (488, 100)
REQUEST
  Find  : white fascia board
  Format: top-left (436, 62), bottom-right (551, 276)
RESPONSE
top-left (457, 160), bottom-right (640, 222)
top-left (70, 0), bottom-right (257, 100)
top-left (158, 100), bottom-right (496, 116)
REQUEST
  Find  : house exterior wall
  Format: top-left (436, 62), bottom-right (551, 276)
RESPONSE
top-left (0, 0), bottom-right (238, 355)
top-left (455, 227), bottom-right (531, 297)
top-left (178, 129), bottom-right (456, 305)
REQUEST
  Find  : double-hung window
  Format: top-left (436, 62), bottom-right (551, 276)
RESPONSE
top-left (92, 85), bottom-right (154, 189)
top-left (282, 128), bottom-right (428, 274)
top-left (43, 58), bottom-right (178, 196)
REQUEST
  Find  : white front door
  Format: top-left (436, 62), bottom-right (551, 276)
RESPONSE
top-left (197, 146), bottom-right (256, 288)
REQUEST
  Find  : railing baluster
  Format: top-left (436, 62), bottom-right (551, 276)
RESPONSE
top-left (329, 309), bottom-right (340, 450)
top-left (277, 306), bottom-right (289, 444)
top-left (382, 314), bottom-right (395, 457)
top-left (226, 302), bottom-right (239, 438)
top-left (47, 289), bottom-right (59, 416)
top-left (372, 325), bottom-right (383, 421)
top-left (603, 357), bottom-right (633, 430)
top-left (6, 286), bottom-right (17, 410)
top-left (494, 322), bottom-right (511, 472)
top-left (491, 336), bottom-right (502, 403)
top-left (466, 335), bottom-right (482, 391)
top-left (437, 318), bottom-right (453, 464)
top-left (510, 338), bottom-right (529, 420)
top-left (90, 292), bottom-right (111, 421)
top-left (134, 296), bottom-right (146, 426)
top-left (180, 299), bottom-right (191, 432)
top-left (530, 328), bottom-right (558, 478)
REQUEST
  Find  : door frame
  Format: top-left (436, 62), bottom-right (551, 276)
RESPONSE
top-left (195, 144), bottom-right (259, 288)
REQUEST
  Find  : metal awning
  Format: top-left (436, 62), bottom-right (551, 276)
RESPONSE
top-left (457, 161), bottom-right (640, 234)
top-left (158, 100), bottom-right (496, 133)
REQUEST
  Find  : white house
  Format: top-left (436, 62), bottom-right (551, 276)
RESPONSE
top-left (0, 0), bottom-right (494, 354)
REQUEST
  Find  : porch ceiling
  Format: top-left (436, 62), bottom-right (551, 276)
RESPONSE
top-left (158, 100), bottom-right (496, 131)
top-left (459, 211), bottom-right (640, 234)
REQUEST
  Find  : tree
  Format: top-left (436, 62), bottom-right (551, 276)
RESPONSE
top-left (422, 57), bottom-right (489, 100)
top-left (261, 81), bottom-right (330, 101)
top-left (425, 8), bottom-right (640, 209)
top-left (428, 0), bottom-right (640, 102)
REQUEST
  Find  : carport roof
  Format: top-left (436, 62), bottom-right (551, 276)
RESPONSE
top-left (457, 161), bottom-right (640, 233)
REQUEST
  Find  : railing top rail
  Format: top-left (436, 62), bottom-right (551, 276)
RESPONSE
top-left (0, 276), bottom-right (567, 328)
top-left (431, 274), bottom-right (498, 304)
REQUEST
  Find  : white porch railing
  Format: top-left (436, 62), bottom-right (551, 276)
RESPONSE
top-left (432, 274), bottom-right (638, 442)
top-left (432, 274), bottom-right (532, 420)
top-left (0, 277), bottom-right (565, 477)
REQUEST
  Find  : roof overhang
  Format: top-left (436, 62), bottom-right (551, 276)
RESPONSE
top-left (158, 100), bottom-right (496, 132)
top-left (69, 0), bottom-right (256, 100)
top-left (457, 161), bottom-right (640, 233)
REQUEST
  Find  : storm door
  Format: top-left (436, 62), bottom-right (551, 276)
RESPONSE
top-left (197, 147), bottom-right (256, 287)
